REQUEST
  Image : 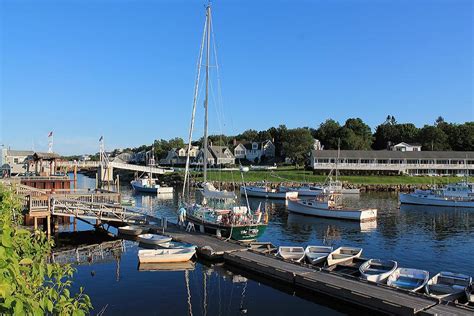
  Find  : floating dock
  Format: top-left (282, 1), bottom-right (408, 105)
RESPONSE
top-left (157, 224), bottom-right (474, 316)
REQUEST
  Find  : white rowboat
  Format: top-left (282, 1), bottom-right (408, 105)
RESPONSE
top-left (386, 268), bottom-right (430, 292)
top-left (359, 259), bottom-right (398, 283)
top-left (304, 246), bottom-right (333, 265)
top-left (277, 246), bottom-right (305, 262)
top-left (138, 248), bottom-right (196, 264)
top-left (118, 225), bottom-right (149, 236)
top-left (138, 233), bottom-right (172, 245)
top-left (425, 272), bottom-right (472, 302)
top-left (327, 247), bottom-right (363, 266)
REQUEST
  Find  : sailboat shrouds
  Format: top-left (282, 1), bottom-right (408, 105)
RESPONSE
top-left (179, 5), bottom-right (268, 242)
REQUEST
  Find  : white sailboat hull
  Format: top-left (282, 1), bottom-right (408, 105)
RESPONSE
top-left (287, 198), bottom-right (377, 222)
top-left (240, 186), bottom-right (298, 199)
top-left (400, 193), bottom-right (474, 208)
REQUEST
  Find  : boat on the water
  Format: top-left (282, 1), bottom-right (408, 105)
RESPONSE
top-left (425, 271), bottom-right (472, 301)
top-left (180, 5), bottom-right (268, 242)
top-left (281, 181), bottom-right (360, 196)
top-left (277, 246), bottom-right (305, 262)
top-left (138, 248), bottom-right (196, 264)
top-left (326, 247), bottom-right (363, 266)
top-left (131, 176), bottom-right (174, 194)
top-left (118, 225), bottom-right (149, 236)
top-left (304, 246), bottom-right (333, 264)
top-left (137, 233), bottom-right (172, 246)
top-left (157, 241), bottom-right (196, 250)
top-left (386, 268), bottom-right (430, 292)
top-left (287, 192), bottom-right (377, 222)
top-left (359, 259), bottom-right (398, 283)
top-left (240, 184), bottom-right (298, 199)
top-left (400, 181), bottom-right (474, 208)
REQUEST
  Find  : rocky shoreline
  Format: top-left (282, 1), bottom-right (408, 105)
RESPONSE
top-left (200, 181), bottom-right (431, 193)
top-left (78, 170), bottom-right (432, 192)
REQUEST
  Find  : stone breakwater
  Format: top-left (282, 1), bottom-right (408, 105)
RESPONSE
top-left (201, 181), bottom-right (432, 193)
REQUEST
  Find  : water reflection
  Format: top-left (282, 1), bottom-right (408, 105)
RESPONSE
top-left (68, 174), bottom-right (474, 313)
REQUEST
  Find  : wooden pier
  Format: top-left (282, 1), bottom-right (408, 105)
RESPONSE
top-left (156, 223), bottom-right (474, 316)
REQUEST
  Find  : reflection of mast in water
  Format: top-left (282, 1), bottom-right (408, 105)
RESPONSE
top-left (323, 225), bottom-right (341, 246)
top-left (203, 269), bottom-right (208, 316)
top-left (185, 270), bottom-right (193, 316)
top-left (239, 279), bottom-right (248, 314)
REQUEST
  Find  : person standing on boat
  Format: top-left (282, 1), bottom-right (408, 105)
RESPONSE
top-left (178, 207), bottom-right (187, 228)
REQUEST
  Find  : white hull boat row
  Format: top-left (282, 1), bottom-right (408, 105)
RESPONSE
top-left (425, 272), bottom-right (472, 302)
top-left (287, 198), bottom-right (377, 222)
top-left (118, 225), bottom-right (149, 236)
top-left (304, 246), bottom-right (333, 264)
top-left (240, 186), bottom-right (298, 200)
top-left (138, 234), bottom-right (172, 246)
top-left (399, 192), bottom-right (474, 208)
top-left (277, 246), bottom-right (305, 262)
top-left (359, 259), bottom-right (398, 283)
top-left (138, 248), bottom-right (196, 264)
top-left (387, 268), bottom-right (430, 292)
top-left (281, 185), bottom-right (359, 197)
top-left (327, 247), bottom-right (363, 266)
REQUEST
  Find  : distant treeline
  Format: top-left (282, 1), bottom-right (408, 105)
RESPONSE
top-left (75, 116), bottom-right (473, 165)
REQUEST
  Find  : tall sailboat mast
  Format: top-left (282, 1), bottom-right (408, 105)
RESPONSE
top-left (203, 4), bottom-right (212, 183)
top-left (182, 5), bottom-right (209, 196)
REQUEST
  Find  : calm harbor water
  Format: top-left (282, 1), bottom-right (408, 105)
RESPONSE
top-left (67, 174), bottom-right (474, 315)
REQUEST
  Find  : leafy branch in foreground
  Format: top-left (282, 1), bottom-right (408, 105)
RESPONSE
top-left (0, 184), bottom-right (92, 315)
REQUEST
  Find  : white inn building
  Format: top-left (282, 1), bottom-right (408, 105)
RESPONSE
top-left (309, 150), bottom-right (474, 176)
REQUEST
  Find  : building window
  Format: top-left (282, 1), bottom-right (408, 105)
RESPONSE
top-left (13, 158), bottom-right (19, 163)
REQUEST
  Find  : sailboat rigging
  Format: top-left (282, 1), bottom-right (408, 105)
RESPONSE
top-left (180, 4), bottom-right (268, 241)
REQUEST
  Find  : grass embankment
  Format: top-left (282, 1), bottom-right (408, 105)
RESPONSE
top-left (196, 167), bottom-right (472, 185)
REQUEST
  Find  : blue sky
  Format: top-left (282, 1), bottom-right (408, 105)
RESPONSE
top-left (1, 0), bottom-right (472, 155)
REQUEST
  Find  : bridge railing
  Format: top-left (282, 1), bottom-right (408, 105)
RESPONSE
top-left (52, 193), bottom-right (121, 205)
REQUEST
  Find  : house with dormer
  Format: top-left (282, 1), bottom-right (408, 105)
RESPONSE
top-left (233, 140), bottom-right (275, 163)
top-left (196, 145), bottom-right (235, 166)
top-left (160, 145), bottom-right (200, 165)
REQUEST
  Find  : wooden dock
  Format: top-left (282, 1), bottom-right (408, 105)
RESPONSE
top-left (155, 224), bottom-right (474, 316)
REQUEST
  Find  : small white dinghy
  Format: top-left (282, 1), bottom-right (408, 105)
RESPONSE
top-left (304, 246), bottom-right (333, 265)
top-left (326, 247), bottom-right (363, 266)
top-left (425, 271), bottom-right (472, 302)
top-left (277, 246), bottom-right (305, 262)
top-left (138, 233), bottom-right (172, 246)
top-left (118, 225), bottom-right (149, 236)
top-left (359, 259), bottom-right (398, 283)
top-left (138, 248), bottom-right (196, 264)
top-left (387, 268), bottom-right (430, 292)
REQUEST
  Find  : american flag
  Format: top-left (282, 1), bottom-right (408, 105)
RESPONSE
top-left (99, 136), bottom-right (103, 142)
top-left (48, 131), bottom-right (53, 137)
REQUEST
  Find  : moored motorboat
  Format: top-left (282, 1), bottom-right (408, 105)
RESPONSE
top-left (138, 233), bottom-right (172, 246)
top-left (287, 192), bottom-right (377, 222)
top-left (425, 272), bottom-right (472, 301)
top-left (138, 248), bottom-right (196, 264)
top-left (240, 184), bottom-right (298, 200)
top-left (359, 259), bottom-right (398, 283)
top-left (277, 246), bottom-right (305, 262)
top-left (386, 268), bottom-right (430, 292)
top-left (327, 247), bottom-right (363, 266)
top-left (131, 177), bottom-right (174, 194)
top-left (118, 225), bottom-right (149, 236)
top-left (304, 245), bottom-right (333, 265)
top-left (400, 181), bottom-right (474, 208)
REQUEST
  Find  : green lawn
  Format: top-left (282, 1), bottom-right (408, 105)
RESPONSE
top-left (193, 168), bottom-right (472, 185)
